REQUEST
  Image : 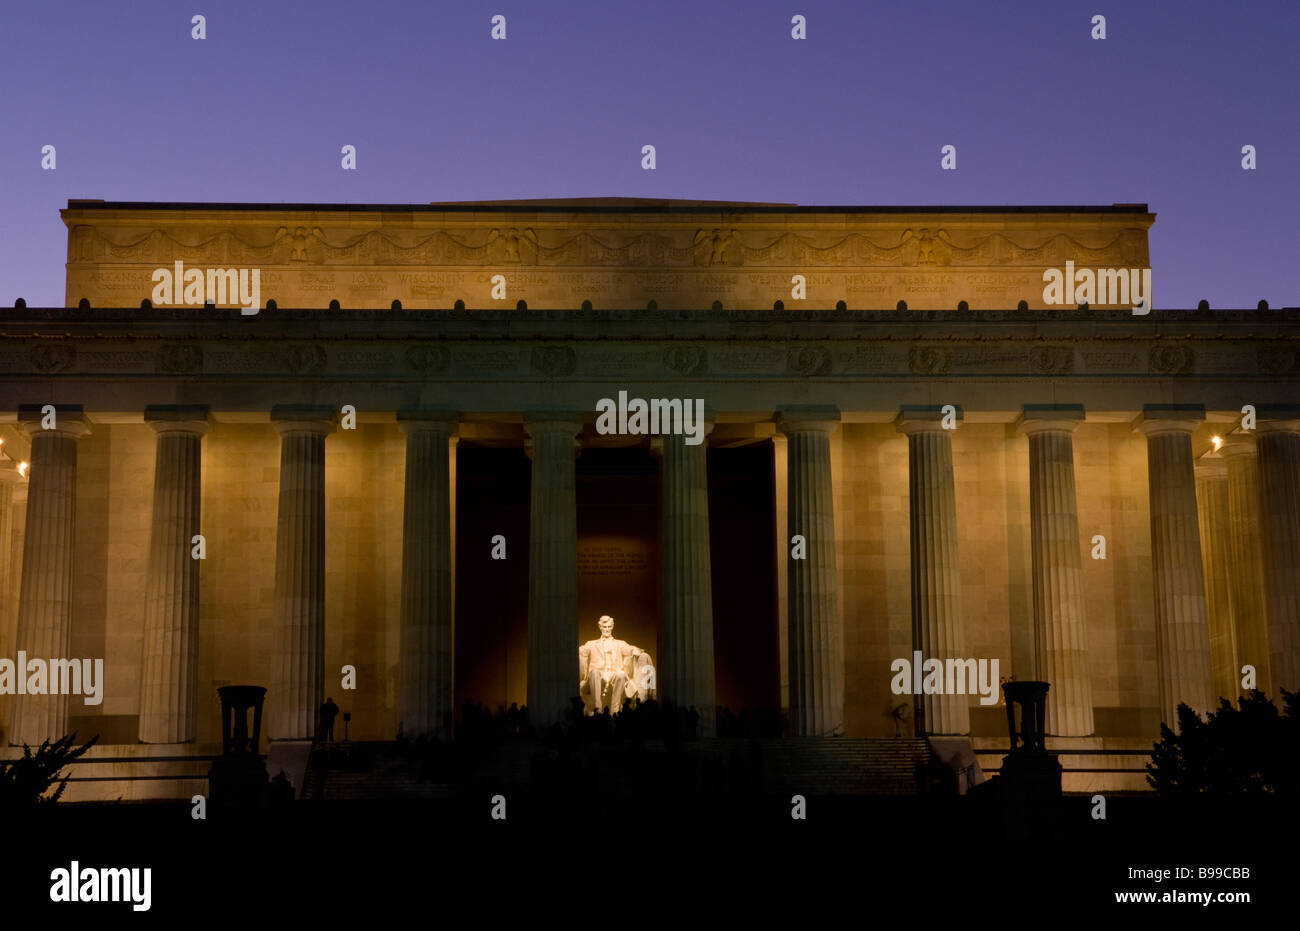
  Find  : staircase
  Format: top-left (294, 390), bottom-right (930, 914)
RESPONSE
top-left (301, 737), bottom-right (935, 799)
top-left (302, 742), bottom-right (459, 801)
top-left (751, 738), bottom-right (933, 795)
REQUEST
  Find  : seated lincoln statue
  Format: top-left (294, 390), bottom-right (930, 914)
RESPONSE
top-left (579, 615), bottom-right (655, 715)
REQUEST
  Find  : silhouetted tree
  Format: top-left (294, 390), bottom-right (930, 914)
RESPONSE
top-left (0, 733), bottom-right (99, 809)
top-left (1146, 690), bottom-right (1299, 796)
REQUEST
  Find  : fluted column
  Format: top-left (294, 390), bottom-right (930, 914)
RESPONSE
top-left (270, 406), bottom-right (335, 740)
top-left (1018, 406), bottom-right (1094, 736)
top-left (523, 414), bottom-right (582, 731)
top-left (9, 406), bottom-right (90, 747)
top-left (0, 460), bottom-right (21, 636)
top-left (1221, 434), bottom-right (1270, 695)
top-left (1194, 455), bottom-right (1239, 702)
top-left (0, 459), bottom-right (25, 735)
top-left (397, 411), bottom-right (458, 739)
top-left (138, 406), bottom-right (209, 743)
top-left (897, 408), bottom-right (968, 736)
top-left (1136, 408), bottom-right (1214, 724)
top-left (1257, 414), bottom-right (1300, 692)
top-left (653, 422), bottom-right (716, 735)
top-left (777, 408), bottom-right (843, 737)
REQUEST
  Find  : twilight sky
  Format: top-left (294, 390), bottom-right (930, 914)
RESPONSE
top-left (1, 0), bottom-right (1296, 308)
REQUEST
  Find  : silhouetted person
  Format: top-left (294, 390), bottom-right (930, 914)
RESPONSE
top-left (318, 697), bottom-right (339, 742)
top-left (271, 769), bottom-right (294, 805)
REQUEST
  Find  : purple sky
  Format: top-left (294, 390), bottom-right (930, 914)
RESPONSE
top-left (2, 0), bottom-right (1296, 308)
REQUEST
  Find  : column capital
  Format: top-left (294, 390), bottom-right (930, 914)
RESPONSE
top-left (1257, 420), bottom-right (1300, 436)
top-left (1134, 404), bottom-right (1205, 438)
top-left (1016, 404), bottom-right (1085, 436)
top-left (522, 411), bottom-right (584, 437)
top-left (17, 404), bottom-right (91, 440)
top-left (776, 406), bottom-right (841, 436)
top-left (0, 460), bottom-right (25, 484)
top-left (895, 405), bottom-right (959, 436)
top-left (145, 404), bottom-right (211, 437)
top-left (397, 409), bottom-right (460, 435)
top-left (270, 404), bottom-right (336, 437)
top-left (649, 421), bottom-right (715, 456)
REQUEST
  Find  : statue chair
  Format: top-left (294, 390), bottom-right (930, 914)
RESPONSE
top-left (580, 650), bottom-right (657, 715)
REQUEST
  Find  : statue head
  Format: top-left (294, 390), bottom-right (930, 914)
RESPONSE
top-left (598, 615), bottom-right (614, 638)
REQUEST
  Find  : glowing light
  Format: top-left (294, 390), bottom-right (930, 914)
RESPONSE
top-left (1211, 435), bottom-right (1223, 450)
top-left (18, 461), bottom-right (28, 477)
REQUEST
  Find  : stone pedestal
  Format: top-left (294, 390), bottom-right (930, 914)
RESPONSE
top-left (208, 685), bottom-right (270, 809)
top-left (397, 412), bottom-right (458, 739)
top-left (524, 415), bottom-right (582, 731)
top-left (1221, 435), bottom-right (1269, 695)
top-left (778, 408), bottom-right (843, 737)
top-left (1137, 409), bottom-right (1214, 724)
top-left (897, 408), bottom-right (968, 736)
top-left (1018, 407), bottom-right (1094, 736)
top-left (998, 680), bottom-right (1062, 800)
top-left (270, 407), bottom-right (335, 740)
top-left (138, 407), bottom-right (209, 743)
top-left (1194, 456), bottom-right (1239, 701)
top-left (653, 426), bottom-right (717, 735)
top-left (1257, 416), bottom-right (1300, 692)
top-left (9, 407), bottom-right (89, 747)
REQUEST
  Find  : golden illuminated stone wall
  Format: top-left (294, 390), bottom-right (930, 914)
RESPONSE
top-left (833, 423), bottom-right (1161, 739)
top-left (62, 200), bottom-right (1155, 312)
top-left (35, 417), bottom-right (1173, 747)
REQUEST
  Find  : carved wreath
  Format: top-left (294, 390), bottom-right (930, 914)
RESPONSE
top-left (1148, 346), bottom-right (1193, 376)
top-left (908, 346), bottom-right (951, 375)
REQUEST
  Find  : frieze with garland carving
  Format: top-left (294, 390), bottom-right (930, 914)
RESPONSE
top-left (68, 225), bottom-right (1149, 269)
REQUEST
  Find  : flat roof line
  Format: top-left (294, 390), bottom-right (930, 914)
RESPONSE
top-left (62, 200), bottom-right (1152, 214)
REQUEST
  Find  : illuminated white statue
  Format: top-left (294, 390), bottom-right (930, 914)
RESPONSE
top-left (578, 615), bottom-right (655, 715)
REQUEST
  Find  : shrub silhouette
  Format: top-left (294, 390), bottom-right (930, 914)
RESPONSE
top-left (1146, 690), bottom-right (1298, 796)
top-left (0, 732), bottom-right (99, 809)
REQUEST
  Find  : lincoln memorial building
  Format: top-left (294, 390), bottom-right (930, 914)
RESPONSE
top-left (1, 198), bottom-right (1297, 800)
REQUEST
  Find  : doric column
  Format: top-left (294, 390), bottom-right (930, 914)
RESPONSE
top-left (0, 460), bottom-right (21, 634)
top-left (270, 406), bottom-right (335, 740)
top-left (653, 420), bottom-right (716, 736)
top-left (9, 405), bottom-right (90, 747)
top-left (777, 407), bottom-right (843, 737)
top-left (396, 411), bottom-right (458, 739)
top-left (1194, 455), bottom-right (1239, 702)
top-left (896, 407), bottom-right (968, 736)
top-left (771, 434), bottom-right (791, 717)
top-left (0, 459), bottom-right (25, 720)
top-left (1017, 405), bottom-right (1094, 736)
top-left (138, 406), bottom-right (210, 743)
top-left (1136, 407), bottom-right (1214, 724)
top-left (1220, 434), bottom-right (1270, 695)
top-left (523, 414), bottom-right (582, 731)
top-left (1256, 411), bottom-right (1300, 692)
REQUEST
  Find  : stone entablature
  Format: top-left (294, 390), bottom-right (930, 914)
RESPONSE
top-left (61, 200), bottom-right (1154, 311)
top-left (2, 308), bottom-right (1297, 417)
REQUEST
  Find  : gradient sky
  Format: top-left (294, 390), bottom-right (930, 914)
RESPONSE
top-left (1, 0), bottom-right (1296, 308)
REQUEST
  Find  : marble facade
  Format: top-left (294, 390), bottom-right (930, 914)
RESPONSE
top-left (0, 198), bottom-right (1296, 799)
